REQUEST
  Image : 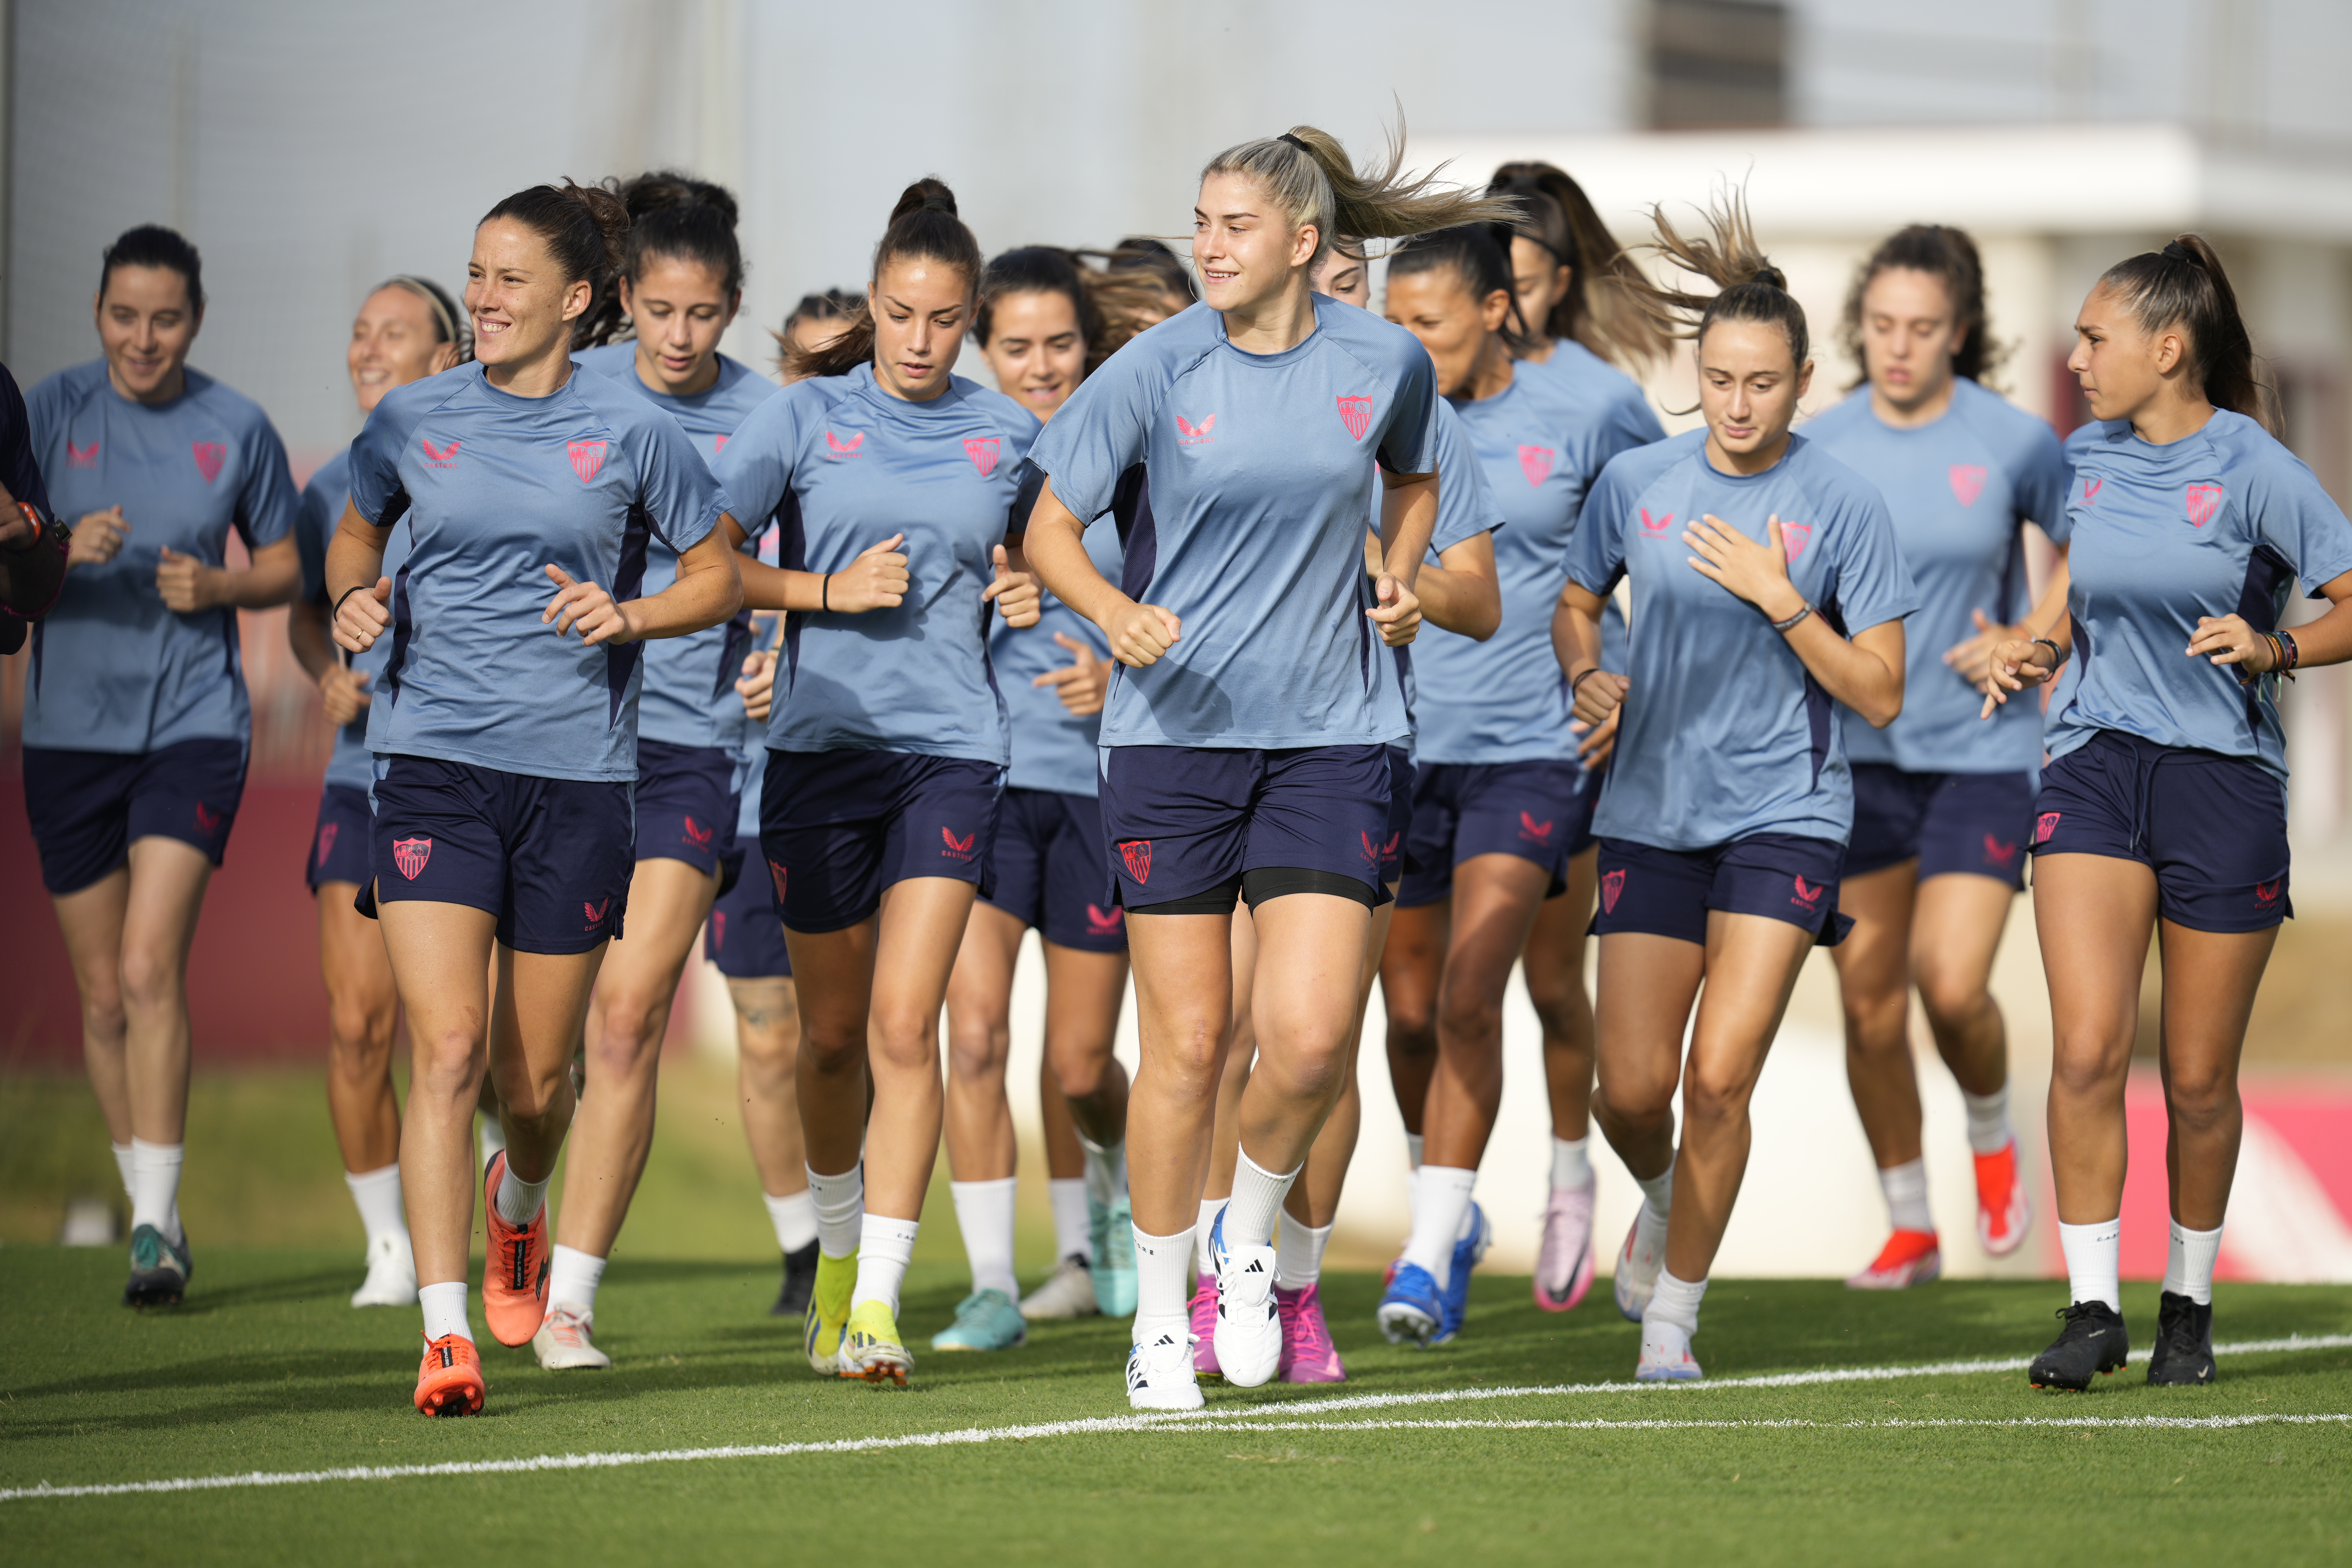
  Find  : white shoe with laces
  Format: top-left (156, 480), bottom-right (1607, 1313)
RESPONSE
top-left (350, 1231), bottom-right (418, 1309)
top-left (1635, 1318), bottom-right (1702, 1382)
top-left (1125, 1331), bottom-right (1205, 1411)
top-left (1208, 1210), bottom-right (1281, 1388)
top-left (1019, 1255), bottom-right (1101, 1320)
top-left (1613, 1212), bottom-right (1665, 1323)
top-left (533, 1303), bottom-right (613, 1370)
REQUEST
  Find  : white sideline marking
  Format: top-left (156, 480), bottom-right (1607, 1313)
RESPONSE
top-left (6, 1332), bottom-right (2347, 1504)
top-left (1179, 1413), bottom-right (2352, 1434)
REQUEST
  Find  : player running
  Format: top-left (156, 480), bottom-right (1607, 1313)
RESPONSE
top-left (1802, 226), bottom-right (2068, 1289)
top-left (1984, 237), bottom-right (2352, 1390)
top-left (714, 180), bottom-right (1043, 1387)
top-left (1375, 220), bottom-right (1660, 1343)
top-left (23, 224), bottom-right (303, 1308)
top-left (1557, 197), bottom-right (1918, 1382)
top-left (1024, 122), bottom-right (1512, 1409)
top-left (328, 181), bottom-right (742, 1416)
top-left (288, 274), bottom-right (467, 1309)
top-left (534, 171), bottom-right (779, 1372)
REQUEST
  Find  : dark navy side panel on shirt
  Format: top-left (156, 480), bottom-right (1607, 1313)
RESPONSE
top-left (575, 344), bottom-right (774, 754)
top-left (1031, 296), bottom-right (1442, 750)
top-left (24, 361), bottom-right (299, 753)
top-left (1801, 378), bottom-right (2068, 774)
top-left (346, 361), bottom-right (728, 783)
top-left (714, 365), bottom-right (1037, 766)
top-left (995, 513), bottom-right (1125, 796)
top-left (297, 447), bottom-right (413, 796)
top-left (2044, 410), bottom-right (2352, 781)
top-left (1568, 429), bottom-right (1920, 850)
top-left (1375, 395), bottom-right (1507, 749)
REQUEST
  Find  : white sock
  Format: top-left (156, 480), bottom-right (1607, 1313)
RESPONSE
top-left (478, 1112), bottom-right (506, 1164)
top-left (1133, 1224), bottom-right (1193, 1347)
top-left (2163, 1219), bottom-right (2224, 1306)
top-left (1402, 1165), bottom-right (1476, 1291)
top-left (1647, 1267), bottom-right (1708, 1333)
top-left (111, 1141), bottom-right (136, 1200)
top-left (1080, 1132), bottom-right (1125, 1210)
top-left (1406, 1132), bottom-right (1424, 1169)
top-left (2059, 1218), bottom-right (2123, 1311)
top-left (1879, 1158), bottom-right (1934, 1234)
top-left (1275, 1207), bottom-right (1333, 1290)
top-left (1634, 1164), bottom-right (1673, 1256)
top-left (1550, 1135), bottom-right (1593, 1191)
top-left (547, 1243), bottom-right (606, 1314)
top-left (950, 1177), bottom-right (1020, 1298)
top-left (1225, 1149), bottom-right (1298, 1251)
top-left (1962, 1086), bottom-right (2012, 1156)
top-left (419, 1279), bottom-right (473, 1343)
top-left (763, 1188), bottom-right (819, 1254)
top-left (808, 1165), bottom-right (864, 1259)
top-left (493, 1160), bottom-right (548, 1226)
top-left (1049, 1178), bottom-right (1092, 1263)
top-left (345, 1163), bottom-right (407, 1246)
top-left (1195, 1197), bottom-right (1225, 1275)
top-left (851, 1214), bottom-right (920, 1314)
top-left (130, 1139), bottom-right (184, 1247)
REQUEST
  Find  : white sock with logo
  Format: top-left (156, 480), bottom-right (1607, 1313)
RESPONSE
top-left (950, 1177), bottom-right (1020, 1299)
top-left (346, 1163), bottom-right (408, 1246)
top-left (1049, 1178), bottom-right (1092, 1263)
top-left (763, 1188), bottom-right (819, 1254)
top-left (2059, 1218), bottom-right (2123, 1312)
top-left (851, 1214), bottom-right (920, 1315)
top-left (1879, 1158), bottom-right (1934, 1234)
top-left (1962, 1086), bottom-right (2012, 1156)
top-left (1551, 1135), bottom-right (1593, 1191)
top-left (807, 1164), bottom-right (864, 1259)
top-left (129, 1139), bottom-right (184, 1248)
top-left (1133, 1224), bottom-right (1193, 1349)
top-left (547, 1243), bottom-right (606, 1314)
top-left (1275, 1207), bottom-right (1333, 1290)
top-left (1223, 1150), bottom-right (1298, 1251)
top-left (2162, 1219), bottom-right (2224, 1306)
top-left (1402, 1166), bottom-right (1476, 1291)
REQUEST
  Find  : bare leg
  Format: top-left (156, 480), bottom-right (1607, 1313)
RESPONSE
top-left (1831, 860), bottom-right (1925, 1169)
top-left (1522, 846), bottom-right (1599, 1142)
top-left (53, 866), bottom-right (134, 1144)
top-left (2154, 921), bottom-right (2274, 1229)
top-left (1420, 855), bottom-right (1553, 1168)
top-left (317, 881), bottom-right (402, 1173)
top-left (730, 975), bottom-right (805, 1197)
top-left (1377, 900), bottom-right (1444, 1135)
top-left (1124, 910), bottom-right (1236, 1235)
top-left (942, 901), bottom-right (1025, 1185)
top-left (1290, 897), bottom-right (1392, 1227)
top-left (1910, 874), bottom-right (2015, 1099)
top-left (2032, 855), bottom-right (2159, 1225)
top-left (1591, 933), bottom-right (1707, 1186)
top-left (1041, 939), bottom-right (1130, 1146)
top-left (1203, 905), bottom-right (1257, 1205)
top-left (1234, 895), bottom-right (1373, 1173)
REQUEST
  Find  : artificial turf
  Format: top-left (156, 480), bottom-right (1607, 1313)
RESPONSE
top-left (2, 1246), bottom-right (2346, 1566)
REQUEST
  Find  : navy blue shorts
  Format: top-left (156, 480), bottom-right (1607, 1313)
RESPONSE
top-left (983, 787), bottom-right (1127, 952)
top-left (23, 739), bottom-right (247, 895)
top-left (760, 748), bottom-right (1002, 934)
top-left (1099, 743), bottom-right (1392, 910)
top-left (1594, 833), bottom-right (1852, 947)
top-left (364, 755), bottom-right (636, 955)
top-left (1847, 763), bottom-right (2034, 887)
top-left (704, 857), bottom-right (792, 978)
top-left (1568, 759), bottom-right (1604, 857)
top-left (635, 739), bottom-right (739, 880)
top-left (1377, 745), bottom-right (1413, 886)
top-left (308, 783), bottom-right (375, 891)
top-left (1397, 758), bottom-right (1586, 908)
top-left (2032, 729), bottom-right (2291, 933)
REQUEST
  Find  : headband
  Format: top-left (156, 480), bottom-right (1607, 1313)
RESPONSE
top-left (1277, 132), bottom-right (1310, 154)
top-left (381, 275), bottom-right (462, 346)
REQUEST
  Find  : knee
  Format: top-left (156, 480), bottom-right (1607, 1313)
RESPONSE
top-left (1594, 1082), bottom-right (1671, 1135)
top-left (2164, 1064), bottom-right (2238, 1131)
top-left (1914, 965), bottom-right (1988, 1036)
top-left (1145, 1013), bottom-right (1227, 1095)
top-left (1383, 991), bottom-right (1438, 1058)
top-left (867, 1005), bottom-right (939, 1074)
top-left (1840, 979), bottom-right (1910, 1051)
top-left (78, 980), bottom-right (127, 1040)
top-left (408, 1031), bottom-right (482, 1099)
top-left (2050, 1044), bottom-right (2128, 1102)
top-left (1435, 983), bottom-right (1505, 1057)
top-left (117, 945), bottom-right (182, 1015)
top-left (945, 1019), bottom-right (1009, 1086)
top-left (595, 986), bottom-right (673, 1062)
top-left (1051, 1048), bottom-right (1110, 1102)
top-left (1679, 1064), bottom-right (1754, 1128)
top-left (326, 989), bottom-right (395, 1063)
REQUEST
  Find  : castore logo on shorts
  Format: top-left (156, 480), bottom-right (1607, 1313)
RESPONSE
top-left (1519, 811), bottom-right (1554, 843)
top-left (941, 827), bottom-right (977, 861)
top-left (583, 897), bottom-right (612, 931)
top-left (315, 823), bottom-right (338, 869)
top-left (1791, 874), bottom-right (1825, 908)
top-left (1086, 904), bottom-right (1126, 936)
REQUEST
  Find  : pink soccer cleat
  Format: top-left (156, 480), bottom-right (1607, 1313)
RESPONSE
top-left (1188, 1274), bottom-right (1221, 1380)
top-left (1534, 1176), bottom-right (1597, 1312)
top-left (1275, 1283), bottom-right (1347, 1383)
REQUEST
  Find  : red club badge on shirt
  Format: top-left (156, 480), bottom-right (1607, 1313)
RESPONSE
top-left (2185, 483), bottom-right (2225, 527)
top-left (1517, 446), bottom-right (1555, 487)
top-left (1949, 464), bottom-right (1988, 507)
top-left (192, 442), bottom-right (227, 484)
top-left (1779, 522), bottom-right (1812, 562)
top-left (963, 437), bottom-right (1000, 478)
top-left (1336, 396), bottom-right (1374, 442)
top-left (568, 441), bottom-right (607, 484)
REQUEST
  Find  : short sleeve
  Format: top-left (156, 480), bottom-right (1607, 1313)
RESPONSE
top-left (2044, 426), bottom-right (2105, 549)
top-left (1565, 458), bottom-right (1632, 597)
top-left (634, 413), bottom-right (726, 554)
top-left (1429, 409), bottom-right (1502, 553)
top-left (711, 387), bottom-right (808, 530)
top-left (0, 364), bottom-right (52, 516)
top-left (2248, 445), bottom-right (2352, 596)
top-left (1029, 348), bottom-right (1164, 521)
top-left (348, 403), bottom-right (412, 528)
top-left (294, 476), bottom-right (335, 606)
top-left (1375, 346), bottom-right (1440, 476)
top-left (998, 410), bottom-right (1040, 542)
top-left (2012, 423), bottom-right (2071, 536)
top-left (1601, 385), bottom-right (1666, 460)
top-left (1824, 483), bottom-right (1919, 634)
top-left (233, 414), bottom-right (300, 549)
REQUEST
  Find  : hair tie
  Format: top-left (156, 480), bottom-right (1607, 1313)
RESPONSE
top-left (382, 275), bottom-right (460, 347)
top-left (2161, 239), bottom-right (2200, 266)
top-left (920, 194), bottom-right (957, 215)
top-left (1277, 132), bottom-right (1310, 154)
top-left (1750, 266), bottom-right (1786, 289)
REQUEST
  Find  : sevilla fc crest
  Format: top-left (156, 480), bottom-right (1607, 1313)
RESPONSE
top-left (568, 440), bottom-right (607, 484)
top-left (394, 836), bottom-right (433, 880)
top-left (1119, 839), bottom-right (1153, 884)
top-left (963, 436), bottom-right (1000, 477)
top-left (1600, 869), bottom-right (1625, 913)
top-left (1336, 396), bottom-right (1373, 442)
top-left (191, 442), bottom-right (226, 483)
top-left (2185, 483), bottom-right (2224, 527)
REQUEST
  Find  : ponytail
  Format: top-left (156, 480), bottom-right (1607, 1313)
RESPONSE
top-left (574, 169), bottom-right (745, 347)
top-left (478, 180), bottom-right (630, 350)
top-left (1487, 161), bottom-right (1675, 371)
top-left (1839, 224), bottom-right (2006, 392)
top-left (2098, 234), bottom-right (2276, 431)
top-left (1622, 191), bottom-right (1810, 371)
top-left (785, 178), bottom-right (983, 381)
top-left (1386, 223), bottom-right (1539, 356)
top-left (1200, 114), bottom-right (1518, 268)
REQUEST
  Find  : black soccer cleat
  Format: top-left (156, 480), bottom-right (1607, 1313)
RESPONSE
top-left (2145, 1290), bottom-right (2217, 1386)
top-left (122, 1223), bottom-right (193, 1308)
top-left (2028, 1300), bottom-right (2129, 1390)
top-left (771, 1240), bottom-right (820, 1319)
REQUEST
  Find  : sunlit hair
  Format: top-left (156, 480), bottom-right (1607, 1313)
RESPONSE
top-left (785, 178), bottom-right (983, 380)
top-left (478, 181), bottom-right (631, 352)
top-left (1486, 161), bottom-right (1674, 371)
top-left (770, 288), bottom-right (858, 377)
top-left (1200, 116), bottom-right (1517, 268)
top-left (1623, 190), bottom-right (1808, 371)
top-left (2097, 233), bottom-right (2276, 432)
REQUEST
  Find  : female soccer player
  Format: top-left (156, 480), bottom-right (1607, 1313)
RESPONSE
top-left (1803, 226), bottom-right (2068, 1289)
top-left (1983, 237), bottom-right (2352, 1389)
top-left (714, 180), bottom-right (1043, 1387)
top-left (1024, 123), bottom-right (1511, 1408)
top-left (1556, 198), bottom-right (1917, 1382)
top-left (23, 224), bottom-right (303, 1308)
top-left (937, 247), bottom-right (1156, 1348)
top-left (329, 181), bottom-right (741, 1416)
top-left (1466, 161), bottom-right (1677, 1311)
top-left (533, 171), bottom-right (779, 1372)
top-left (288, 274), bottom-right (466, 1309)
top-left (774, 289), bottom-right (860, 377)
top-left (1375, 221), bottom-right (1661, 1343)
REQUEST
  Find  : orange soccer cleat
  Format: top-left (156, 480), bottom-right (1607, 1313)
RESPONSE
top-left (414, 1332), bottom-right (486, 1416)
top-left (1845, 1227), bottom-right (1942, 1290)
top-left (1974, 1140), bottom-right (2033, 1257)
top-left (481, 1152), bottom-right (550, 1347)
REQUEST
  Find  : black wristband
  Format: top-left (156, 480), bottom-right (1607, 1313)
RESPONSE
top-left (821, 573), bottom-right (830, 611)
top-left (2033, 637), bottom-right (2063, 667)
top-left (1569, 667), bottom-right (1603, 695)
top-left (333, 583), bottom-right (369, 619)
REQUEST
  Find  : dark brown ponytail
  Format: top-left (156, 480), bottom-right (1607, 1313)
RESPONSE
top-left (2098, 234), bottom-right (2276, 431)
top-left (784, 178), bottom-right (983, 381)
top-left (479, 181), bottom-right (631, 350)
top-left (1487, 161), bottom-right (1675, 371)
top-left (1623, 191), bottom-right (1810, 371)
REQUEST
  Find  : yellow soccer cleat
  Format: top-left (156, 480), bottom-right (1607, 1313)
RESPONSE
top-left (838, 1300), bottom-right (914, 1386)
top-left (803, 1250), bottom-right (856, 1375)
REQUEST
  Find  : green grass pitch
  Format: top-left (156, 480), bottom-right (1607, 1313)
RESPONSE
top-left (3, 1248), bottom-right (2347, 1565)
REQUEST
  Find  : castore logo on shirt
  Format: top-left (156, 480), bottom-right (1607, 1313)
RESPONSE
top-left (1176, 414), bottom-right (1216, 445)
top-left (1517, 446), bottom-right (1554, 487)
top-left (422, 437), bottom-right (461, 469)
top-left (2185, 483), bottom-right (2225, 528)
top-left (1949, 464), bottom-right (1988, 507)
top-left (2081, 477), bottom-right (2103, 505)
top-left (963, 437), bottom-right (1000, 478)
top-left (1336, 396), bottom-right (1374, 442)
top-left (67, 440), bottom-right (99, 469)
top-left (1639, 508), bottom-right (1674, 536)
top-left (825, 431), bottom-right (864, 459)
top-left (568, 441), bottom-right (607, 485)
top-left (192, 443), bottom-right (227, 484)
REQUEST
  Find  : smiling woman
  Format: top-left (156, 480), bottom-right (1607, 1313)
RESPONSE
top-left (321, 179), bottom-right (743, 1418)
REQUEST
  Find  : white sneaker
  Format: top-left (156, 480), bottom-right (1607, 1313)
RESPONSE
top-left (1612, 1211), bottom-right (1664, 1323)
top-left (1019, 1255), bottom-right (1101, 1320)
top-left (1635, 1317), bottom-right (1702, 1382)
top-left (533, 1303), bottom-right (613, 1370)
top-left (1125, 1332), bottom-right (1205, 1411)
top-left (1208, 1211), bottom-right (1281, 1389)
top-left (349, 1231), bottom-right (417, 1308)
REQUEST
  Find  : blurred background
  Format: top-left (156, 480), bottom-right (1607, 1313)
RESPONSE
top-left (4, 0), bottom-right (2349, 1289)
